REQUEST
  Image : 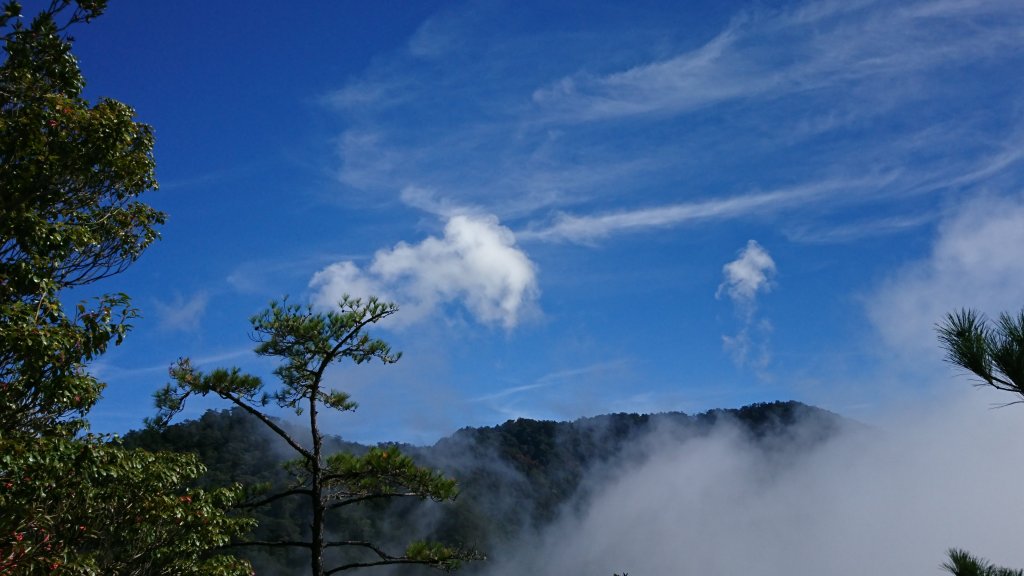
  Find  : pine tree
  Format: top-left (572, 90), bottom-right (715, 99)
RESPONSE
top-left (152, 297), bottom-right (481, 575)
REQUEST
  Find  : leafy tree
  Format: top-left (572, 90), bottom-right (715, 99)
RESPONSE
top-left (1, 2), bottom-right (251, 573)
top-left (937, 309), bottom-right (1024, 576)
top-left (0, 0), bottom-right (162, 438)
top-left (0, 436), bottom-right (254, 575)
top-left (152, 297), bottom-right (481, 576)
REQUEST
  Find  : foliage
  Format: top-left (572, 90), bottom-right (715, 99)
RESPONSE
top-left (938, 309), bottom-right (1024, 575)
top-left (0, 435), bottom-right (254, 575)
top-left (943, 548), bottom-right (1023, 576)
top-left (0, 0), bottom-right (163, 437)
top-left (937, 309), bottom-right (1024, 402)
top-left (1, 2), bottom-right (249, 573)
top-left (152, 297), bottom-right (481, 575)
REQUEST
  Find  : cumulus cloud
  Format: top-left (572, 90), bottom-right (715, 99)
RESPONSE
top-left (866, 194), bottom-right (1024, 367)
top-left (718, 239), bottom-right (777, 306)
top-left (717, 240), bottom-right (777, 371)
top-left (309, 214), bottom-right (539, 329)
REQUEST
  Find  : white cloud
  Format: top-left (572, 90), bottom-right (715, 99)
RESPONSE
top-left (325, 79), bottom-right (409, 110)
top-left (309, 261), bottom-right (385, 304)
top-left (783, 213), bottom-right (934, 244)
top-left (336, 130), bottom-right (403, 191)
top-left (723, 320), bottom-right (774, 373)
top-left (866, 193), bottom-right (1024, 368)
top-left (484, 389), bottom-right (1024, 576)
top-left (718, 240), bottom-right (777, 372)
top-left (520, 176), bottom-right (892, 244)
top-left (532, 0), bottom-right (1024, 123)
top-left (152, 291), bottom-right (209, 332)
top-left (310, 214), bottom-right (539, 329)
top-left (399, 185), bottom-right (473, 218)
top-left (718, 240), bottom-right (777, 306)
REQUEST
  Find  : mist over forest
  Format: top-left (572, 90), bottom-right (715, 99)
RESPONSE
top-left (123, 392), bottom-right (1024, 575)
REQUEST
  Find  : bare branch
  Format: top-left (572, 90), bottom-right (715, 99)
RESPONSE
top-left (216, 390), bottom-right (313, 461)
top-left (236, 488), bottom-right (312, 509)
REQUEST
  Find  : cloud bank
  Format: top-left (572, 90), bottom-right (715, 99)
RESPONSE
top-left (867, 194), bottom-right (1024, 367)
top-left (310, 214), bottom-right (539, 329)
top-left (483, 389), bottom-right (1024, 576)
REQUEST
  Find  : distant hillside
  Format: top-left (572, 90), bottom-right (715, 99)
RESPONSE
top-left (122, 401), bottom-right (851, 574)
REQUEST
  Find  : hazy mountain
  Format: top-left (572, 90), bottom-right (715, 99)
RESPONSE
top-left (122, 401), bottom-right (851, 574)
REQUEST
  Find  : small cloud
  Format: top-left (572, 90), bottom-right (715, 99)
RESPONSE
top-left (717, 240), bottom-right (777, 373)
top-left (308, 261), bottom-right (385, 304)
top-left (722, 320), bottom-right (774, 374)
top-left (325, 79), bottom-right (406, 110)
top-left (336, 130), bottom-right (401, 190)
top-left (152, 291), bottom-right (209, 332)
top-left (310, 214), bottom-right (539, 329)
top-left (784, 213), bottom-right (933, 244)
top-left (399, 186), bottom-right (474, 218)
top-left (717, 239), bottom-right (777, 307)
top-left (408, 16), bottom-right (457, 59)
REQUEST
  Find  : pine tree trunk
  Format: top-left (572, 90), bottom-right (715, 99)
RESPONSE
top-left (310, 393), bottom-right (325, 576)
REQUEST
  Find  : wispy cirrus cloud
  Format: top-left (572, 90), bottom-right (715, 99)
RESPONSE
top-left (532, 0), bottom-right (1024, 123)
top-left (782, 213), bottom-right (935, 244)
top-left (519, 175), bottom-right (893, 244)
top-left (326, 0), bottom-right (1024, 249)
top-left (152, 291), bottom-right (209, 333)
top-left (468, 359), bottom-right (632, 422)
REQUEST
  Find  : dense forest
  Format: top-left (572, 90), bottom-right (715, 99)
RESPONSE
top-left (122, 400), bottom-right (849, 574)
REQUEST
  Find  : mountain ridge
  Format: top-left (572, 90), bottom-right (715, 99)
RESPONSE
top-left (122, 400), bottom-right (853, 574)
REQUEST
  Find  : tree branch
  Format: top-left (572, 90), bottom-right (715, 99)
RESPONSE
top-left (236, 487), bottom-right (312, 509)
top-left (229, 540), bottom-right (312, 549)
top-left (325, 558), bottom-right (435, 575)
top-left (326, 492), bottom-right (419, 510)
top-left (216, 390), bottom-right (313, 461)
top-left (323, 540), bottom-right (390, 557)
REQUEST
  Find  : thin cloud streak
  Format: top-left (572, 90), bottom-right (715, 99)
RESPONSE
top-left (470, 360), bottom-right (629, 403)
top-left (532, 0), bottom-right (1024, 124)
top-left (327, 0), bottom-right (1024, 238)
top-left (783, 213), bottom-right (934, 244)
top-left (520, 176), bottom-right (891, 243)
top-left (91, 348), bottom-right (256, 382)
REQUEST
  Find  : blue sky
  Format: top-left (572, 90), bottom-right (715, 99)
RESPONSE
top-left (69, 0), bottom-right (1024, 444)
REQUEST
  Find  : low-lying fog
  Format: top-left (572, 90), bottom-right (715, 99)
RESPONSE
top-left (482, 388), bottom-right (1024, 575)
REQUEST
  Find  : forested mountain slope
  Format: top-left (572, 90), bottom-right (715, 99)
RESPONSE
top-left (122, 401), bottom-right (850, 574)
